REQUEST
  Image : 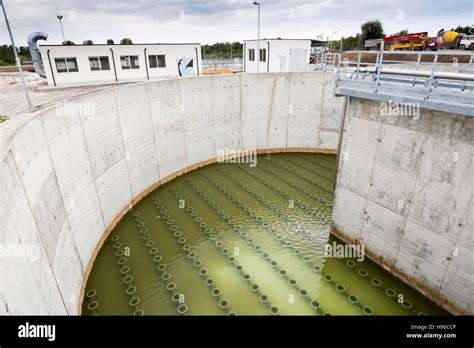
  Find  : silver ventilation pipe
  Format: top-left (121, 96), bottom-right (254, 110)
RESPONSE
top-left (27, 32), bottom-right (48, 78)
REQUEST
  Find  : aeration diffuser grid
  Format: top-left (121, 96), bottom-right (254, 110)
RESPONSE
top-left (83, 153), bottom-right (447, 316)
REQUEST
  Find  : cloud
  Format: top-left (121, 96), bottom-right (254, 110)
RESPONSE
top-left (0, 0), bottom-right (471, 46)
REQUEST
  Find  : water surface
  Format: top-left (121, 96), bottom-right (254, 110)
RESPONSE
top-left (83, 153), bottom-right (447, 316)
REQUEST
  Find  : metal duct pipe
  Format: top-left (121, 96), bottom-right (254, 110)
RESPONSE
top-left (27, 32), bottom-right (48, 78)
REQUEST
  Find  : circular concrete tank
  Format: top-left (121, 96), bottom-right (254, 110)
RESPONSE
top-left (0, 73), bottom-right (343, 314)
top-left (0, 72), bottom-right (463, 315)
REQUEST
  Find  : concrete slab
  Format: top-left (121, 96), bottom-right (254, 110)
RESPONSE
top-left (336, 114), bottom-right (380, 197)
top-left (439, 245), bottom-right (474, 314)
top-left (408, 137), bottom-right (473, 242)
top-left (333, 98), bottom-right (474, 313)
top-left (332, 186), bottom-right (366, 242)
top-left (369, 123), bottom-right (425, 215)
top-left (394, 219), bottom-right (454, 291)
top-left (53, 220), bottom-right (84, 314)
top-left (360, 200), bottom-right (405, 266)
top-left (95, 158), bottom-right (132, 228)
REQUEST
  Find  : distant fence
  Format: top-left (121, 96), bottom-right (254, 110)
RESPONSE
top-left (202, 58), bottom-right (243, 71)
top-left (0, 64), bottom-right (35, 73)
top-left (309, 52), bottom-right (339, 71)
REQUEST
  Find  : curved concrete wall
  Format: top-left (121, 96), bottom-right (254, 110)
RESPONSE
top-left (332, 98), bottom-right (474, 314)
top-left (0, 72), bottom-right (343, 314)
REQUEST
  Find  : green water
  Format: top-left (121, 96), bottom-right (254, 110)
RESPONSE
top-left (83, 153), bottom-right (447, 316)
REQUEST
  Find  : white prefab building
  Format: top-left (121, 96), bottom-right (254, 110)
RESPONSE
top-left (40, 43), bottom-right (202, 87)
top-left (243, 39), bottom-right (311, 73)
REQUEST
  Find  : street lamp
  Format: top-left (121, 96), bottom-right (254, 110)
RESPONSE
top-left (253, 1), bottom-right (261, 72)
top-left (56, 4), bottom-right (66, 43)
top-left (0, 0), bottom-right (32, 109)
top-left (331, 31), bottom-right (338, 52)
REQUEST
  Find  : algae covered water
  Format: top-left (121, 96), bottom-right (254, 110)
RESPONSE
top-left (82, 153), bottom-right (447, 316)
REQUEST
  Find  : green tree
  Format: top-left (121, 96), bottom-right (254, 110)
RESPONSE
top-left (83, 40), bottom-right (94, 45)
top-left (332, 34), bottom-right (361, 52)
top-left (450, 25), bottom-right (474, 35)
top-left (19, 46), bottom-right (30, 57)
top-left (120, 38), bottom-right (133, 45)
top-left (0, 45), bottom-right (15, 65)
top-left (394, 29), bottom-right (409, 36)
top-left (201, 41), bottom-right (242, 59)
top-left (62, 40), bottom-right (76, 46)
top-left (360, 20), bottom-right (385, 44)
top-left (0, 45), bottom-right (31, 66)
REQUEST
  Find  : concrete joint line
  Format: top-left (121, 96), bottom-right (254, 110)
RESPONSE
top-left (145, 83), bottom-right (162, 185)
top-left (40, 116), bottom-right (85, 302)
top-left (9, 144), bottom-right (69, 314)
top-left (113, 89), bottom-right (134, 203)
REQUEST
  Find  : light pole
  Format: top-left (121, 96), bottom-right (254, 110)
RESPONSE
top-left (56, 4), bottom-right (66, 43)
top-left (0, 0), bottom-right (32, 109)
top-left (331, 31), bottom-right (338, 52)
top-left (253, 1), bottom-right (261, 72)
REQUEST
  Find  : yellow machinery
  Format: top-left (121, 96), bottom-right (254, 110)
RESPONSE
top-left (437, 30), bottom-right (463, 49)
top-left (441, 31), bottom-right (460, 44)
top-left (384, 32), bottom-right (430, 51)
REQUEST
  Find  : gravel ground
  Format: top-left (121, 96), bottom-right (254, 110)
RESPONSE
top-left (0, 77), bottom-right (124, 119)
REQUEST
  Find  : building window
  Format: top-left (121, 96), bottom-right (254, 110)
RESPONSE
top-left (248, 49), bottom-right (255, 61)
top-left (55, 57), bottom-right (78, 73)
top-left (149, 54), bottom-right (166, 68)
top-left (120, 55), bottom-right (139, 69)
top-left (259, 48), bottom-right (266, 62)
top-left (89, 56), bottom-right (110, 71)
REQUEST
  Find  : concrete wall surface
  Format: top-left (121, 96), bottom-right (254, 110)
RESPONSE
top-left (332, 98), bottom-right (474, 314)
top-left (0, 72), bottom-right (343, 314)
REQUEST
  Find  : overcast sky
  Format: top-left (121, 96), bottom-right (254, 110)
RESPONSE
top-left (1, 0), bottom-right (472, 46)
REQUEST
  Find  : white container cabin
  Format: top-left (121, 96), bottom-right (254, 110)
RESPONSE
top-left (243, 39), bottom-right (311, 73)
top-left (40, 43), bottom-right (202, 87)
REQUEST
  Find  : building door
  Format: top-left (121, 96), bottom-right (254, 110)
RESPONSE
top-left (278, 55), bottom-right (287, 72)
top-left (289, 48), bottom-right (307, 72)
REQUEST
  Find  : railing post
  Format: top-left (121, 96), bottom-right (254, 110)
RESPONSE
top-left (355, 51), bottom-right (362, 81)
top-left (336, 53), bottom-right (342, 82)
top-left (413, 53), bottom-right (421, 86)
top-left (426, 53), bottom-right (438, 96)
top-left (461, 53), bottom-right (473, 92)
top-left (375, 51), bottom-right (384, 87)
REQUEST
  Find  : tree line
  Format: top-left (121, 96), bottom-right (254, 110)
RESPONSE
top-left (0, 45), bottom-right (31, 66)
top-left (331, 22), bottom-right (473, 52)
top-left (1, 23), bottom-right (472, 66)
top-left (202, 42), bottom-right (242, 59)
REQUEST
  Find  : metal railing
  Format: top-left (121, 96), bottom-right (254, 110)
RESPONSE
top-left (334, 50), bottom-right (474, 116)
top-left (309, 52), bottom-right (338, 71)
top-left (202, 59), bottom-right (243, 72)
